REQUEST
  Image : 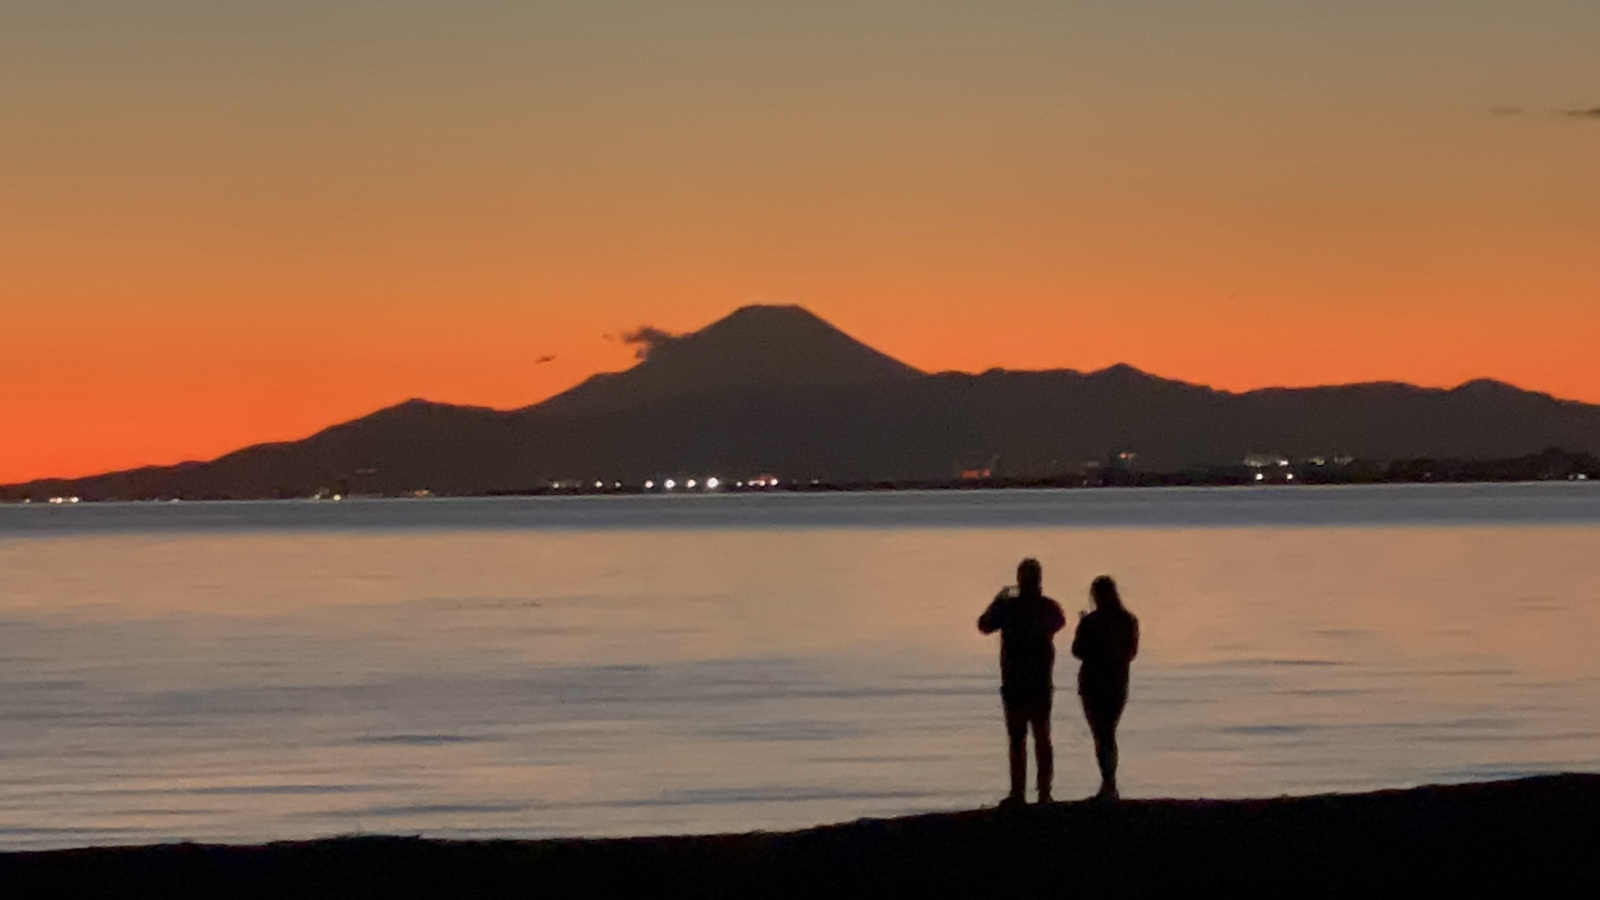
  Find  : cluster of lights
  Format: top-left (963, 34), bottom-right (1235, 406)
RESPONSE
top-left (561, 476), bottom-right (785, 492)
top-left (47, 496), bottom-right (81, 505)
top-left (644, 476), bottom-right (733, 491)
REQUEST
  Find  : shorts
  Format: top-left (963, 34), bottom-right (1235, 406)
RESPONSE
top-left (1079, 685), bottom-right (1128, 732)
top-left (1001, 684), bottom-right (1053, 722)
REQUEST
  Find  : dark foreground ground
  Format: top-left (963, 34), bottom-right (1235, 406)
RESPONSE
top-left (4, 775), bottom-right (1598, 898)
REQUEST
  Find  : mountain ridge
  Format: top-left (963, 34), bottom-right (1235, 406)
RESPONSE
top-left (6, 305), bottom-right (1600, 499)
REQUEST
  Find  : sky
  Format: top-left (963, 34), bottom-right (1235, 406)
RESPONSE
top-left (2, 1), bottom-right (1597, 482)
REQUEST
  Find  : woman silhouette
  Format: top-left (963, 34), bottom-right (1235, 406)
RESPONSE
top-left (1071, 575), bottom-right (1140, 800)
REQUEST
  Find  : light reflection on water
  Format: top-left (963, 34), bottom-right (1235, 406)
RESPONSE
top-left (0, 485), bottom-right (1597, 849)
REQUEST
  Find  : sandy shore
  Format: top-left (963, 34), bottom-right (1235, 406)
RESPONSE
top-left (4, 774), bottom-right (1597, 897)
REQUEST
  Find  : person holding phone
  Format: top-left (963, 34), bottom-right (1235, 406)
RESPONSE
top-left (1071, 575), bottom-right (1140, 801)
top-left (977, 558), bottom-right (1067, 805)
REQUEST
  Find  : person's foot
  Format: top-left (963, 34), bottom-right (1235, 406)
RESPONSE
top-left (1094, 783), bottom-right (1120, 802)
top-left (1036, 791), bottom-right (1054, 805)
top-left (998, 793), bottom-right (1027, 809)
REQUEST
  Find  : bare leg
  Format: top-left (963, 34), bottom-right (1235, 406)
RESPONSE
top-left (1088, 702), bottom-right (1124, 799)
top-left (1082, 692), bottom-right (1124, 800)
top-left (1091, 722), bottom-right (1117, 798)
top-left (1005, 704), bottom-right (1027, 802)
top-left (1032, 714), bottom-right (1053, 802)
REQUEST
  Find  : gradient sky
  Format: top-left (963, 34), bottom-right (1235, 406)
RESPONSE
top-left (3, 1), bottom-right (1597, 482)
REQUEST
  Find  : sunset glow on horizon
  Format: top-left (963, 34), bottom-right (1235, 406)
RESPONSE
top-left (4, 2), bottom-right (1597, 483)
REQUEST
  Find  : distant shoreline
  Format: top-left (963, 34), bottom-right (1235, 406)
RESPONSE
top-left (2, 476), bottom-right (1596, 506)
top-left (4, 449), bottom-right (1597, 506)
top-left (3, 775), bottom-right (1596, 896)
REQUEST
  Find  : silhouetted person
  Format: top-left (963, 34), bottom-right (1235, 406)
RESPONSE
top-left (1071, 575), bottom-right (1140, 800)
top-left (978, 558), bottom-right (1066, 805)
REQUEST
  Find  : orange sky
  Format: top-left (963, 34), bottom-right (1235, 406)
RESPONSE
top-left (3, 2), bottom-right (1597, 483)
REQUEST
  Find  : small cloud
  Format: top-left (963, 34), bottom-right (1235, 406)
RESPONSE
top-left (1488, 106), bottom-right (1525, 117)
top-left (616, 325), bottom-right (682, 361)
top-left (1561, 107), bottom-right (1600, 119)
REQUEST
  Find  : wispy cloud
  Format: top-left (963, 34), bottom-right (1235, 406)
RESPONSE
top-left (1490, 105), bottom-right (1600, 121)
top-left (617, 325), bottom-right (683, 361)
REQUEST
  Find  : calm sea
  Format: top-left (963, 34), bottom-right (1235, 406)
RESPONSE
top-left (1, 484), bottom-right (1598, 849)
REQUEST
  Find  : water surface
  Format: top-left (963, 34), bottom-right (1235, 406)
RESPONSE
top-left (1, 484), bottom-right (1597, 849)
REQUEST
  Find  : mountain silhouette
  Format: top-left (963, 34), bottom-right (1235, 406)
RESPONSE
top-left (6, 305), bottom-right (1600, 500)
top-left (540, 304), bottom-right (922, 416)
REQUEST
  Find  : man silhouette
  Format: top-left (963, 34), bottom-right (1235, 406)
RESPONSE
top-left (978, 558), bottom-right (1067, 805)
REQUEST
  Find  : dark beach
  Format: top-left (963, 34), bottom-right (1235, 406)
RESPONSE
top-left (4, 774), bottom-right (1596, 898)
